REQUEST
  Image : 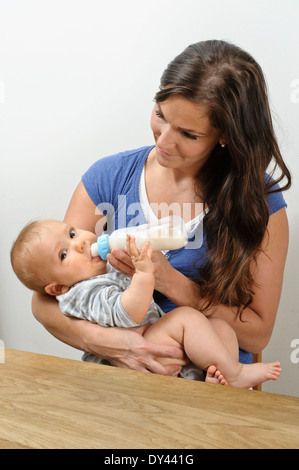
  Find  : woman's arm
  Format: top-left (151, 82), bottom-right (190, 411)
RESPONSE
top-left (64, 180), bottom-right (106, 233)
top-left (110, 208), bottom-right (289, 354)
top-left (32, 292), bottom-right (184, 373)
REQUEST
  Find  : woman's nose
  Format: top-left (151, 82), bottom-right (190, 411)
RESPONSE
top-left (156, 124), bottom-right (176, 149)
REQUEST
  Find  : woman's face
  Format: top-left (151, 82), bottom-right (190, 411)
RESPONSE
top-left (150, 95), bottom-right (223, 173)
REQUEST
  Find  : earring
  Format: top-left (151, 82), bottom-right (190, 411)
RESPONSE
top-left (220, 143), bottom-right (226, 148)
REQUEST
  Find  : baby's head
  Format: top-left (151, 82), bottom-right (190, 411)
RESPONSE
top-left (11, 219), bottom-right (107, 296)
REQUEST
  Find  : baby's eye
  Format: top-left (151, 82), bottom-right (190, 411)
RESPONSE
top-left (60, 250), bottom-right (67, 261)
top-left (70, 229), bottom-right (76, 238)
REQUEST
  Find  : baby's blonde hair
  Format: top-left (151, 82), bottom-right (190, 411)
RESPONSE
top-left (11, 220), bottom-right (48, 294)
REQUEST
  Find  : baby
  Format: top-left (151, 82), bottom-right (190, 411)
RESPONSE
top-left (11, 218), bottom-right (281, 388)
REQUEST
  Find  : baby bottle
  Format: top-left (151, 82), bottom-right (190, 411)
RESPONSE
top-left (91, 215), bottom-right (188, 260)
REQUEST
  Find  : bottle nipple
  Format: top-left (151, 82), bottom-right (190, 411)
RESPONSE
top-left (91, 243), bottom-right (99, 257)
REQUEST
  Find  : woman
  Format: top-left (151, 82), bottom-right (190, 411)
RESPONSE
top-left (32, 40), bottom-right (291, 374)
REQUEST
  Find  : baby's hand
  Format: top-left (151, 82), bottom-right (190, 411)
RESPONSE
top-left (125, 235), bottom-right (154, 274)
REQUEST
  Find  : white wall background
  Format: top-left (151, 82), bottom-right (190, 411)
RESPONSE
top-left (1, 0), bottom-right (298, 397)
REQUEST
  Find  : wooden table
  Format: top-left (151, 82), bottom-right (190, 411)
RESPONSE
top-left (0, 349), bottom-right (298, 449)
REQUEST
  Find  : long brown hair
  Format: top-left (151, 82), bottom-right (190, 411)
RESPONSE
top-left (155, 40), bottom-right (291, 312)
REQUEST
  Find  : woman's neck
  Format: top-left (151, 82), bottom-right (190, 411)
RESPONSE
top-left (145, 149), bottom-right (204, 222)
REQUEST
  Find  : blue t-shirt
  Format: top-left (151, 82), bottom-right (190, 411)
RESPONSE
top-left (82, 146), bottom-right (287, 364)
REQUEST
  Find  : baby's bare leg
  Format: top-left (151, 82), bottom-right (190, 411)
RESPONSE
top-left (205, 317), bottom-right (238, 385)
top-left (143, 308), bottom-right (237, 372)
top-left (143, 307), bottom-right (281, 388)
top-left (143, 308), bottom-right (189, 368)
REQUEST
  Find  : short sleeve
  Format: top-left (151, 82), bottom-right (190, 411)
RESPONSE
top-left (266, 177), bottom-right (287, 215)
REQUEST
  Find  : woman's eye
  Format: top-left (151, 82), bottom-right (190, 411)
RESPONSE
top-left (70, 229), bottom-right (76, 238)
top-left (60, 250), bottom-right (67, 261)
top-left (183, 131), bottom-right (197, 141)
top-left (155, 110), bottom-right (165, 120)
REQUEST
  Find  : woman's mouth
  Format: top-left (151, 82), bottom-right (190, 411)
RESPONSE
top-left (157, 146), bottom-right (174, 158)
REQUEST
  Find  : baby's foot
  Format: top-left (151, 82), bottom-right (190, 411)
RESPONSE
top-left (230, 361), bottom-right (281, 389)
top-left (205, 365), bottom-right (229, 386)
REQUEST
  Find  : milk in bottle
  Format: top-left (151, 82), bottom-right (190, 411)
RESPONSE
top-left (90, 215), bottom-right (188, 260)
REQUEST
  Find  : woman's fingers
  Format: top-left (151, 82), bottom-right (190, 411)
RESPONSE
top-left (108, 325), bottom-right (185, 376)
top-left (107, 249), bottom-right (135, 276)
top-left (110, 355), bottom-right (182, 376)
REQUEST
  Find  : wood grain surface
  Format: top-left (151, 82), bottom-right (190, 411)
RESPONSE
top-left (0, 349), bottom-right (298, 449)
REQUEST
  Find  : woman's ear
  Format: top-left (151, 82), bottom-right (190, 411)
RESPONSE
top-left (44, 282), bottom-right (70, 296)
top-left (219, 134), bottom-right (229, 148)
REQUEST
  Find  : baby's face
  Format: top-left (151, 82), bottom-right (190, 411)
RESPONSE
top-left (37, 220), bottom-right (107, 291)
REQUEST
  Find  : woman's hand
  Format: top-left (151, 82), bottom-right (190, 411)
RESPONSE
top-left (85, 322), bottom-right (185, 375)
top-left (32, 292), bottom-right (184, 376)
top-left (149, 250), bottom-right (174, 293)
top-left (107, 249), bottom-right (135, 277)
top-left (108, 248), bottom-right (174, 293)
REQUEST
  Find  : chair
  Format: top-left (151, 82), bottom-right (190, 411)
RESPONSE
top-left (252, 352), bottom-right (262, 391)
